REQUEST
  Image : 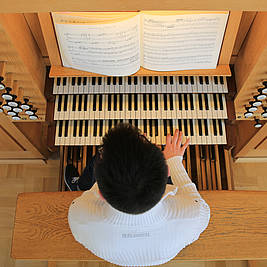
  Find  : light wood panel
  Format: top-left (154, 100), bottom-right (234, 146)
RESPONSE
top-left (12, 190), bottom-right (267, 261)
top-left (234, 12), bottom-right (267, 119)
top-left (0, 13), bottom-right (47, 121)
top-left (1, 0), bottom-right (267, 12)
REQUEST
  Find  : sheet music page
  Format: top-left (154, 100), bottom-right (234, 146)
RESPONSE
top-left (141, 12), bottom-right (229, 71)
top-left (53, 14), bottom-right (141, 76)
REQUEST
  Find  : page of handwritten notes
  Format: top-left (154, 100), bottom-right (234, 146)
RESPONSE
top-left (53, 15), bottom-right (140, 76)
top-left (141, 13), bottom-right (228, 71)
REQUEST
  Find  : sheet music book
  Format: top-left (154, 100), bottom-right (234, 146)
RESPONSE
top-left (52, 11), bottom-right (229, 76)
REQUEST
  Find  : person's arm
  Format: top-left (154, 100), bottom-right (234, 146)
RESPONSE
top-left (163, 130), bottom-right (200, 197)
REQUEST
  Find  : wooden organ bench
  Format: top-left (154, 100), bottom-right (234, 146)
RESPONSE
top-left (11, 190), bottom-right (267, 262)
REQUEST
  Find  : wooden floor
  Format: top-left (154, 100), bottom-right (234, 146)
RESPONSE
top-left (0, 157), bottom-right (267, 267)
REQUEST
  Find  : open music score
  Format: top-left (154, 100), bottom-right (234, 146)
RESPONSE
top-left (52, 11), bottom-right (229, 76)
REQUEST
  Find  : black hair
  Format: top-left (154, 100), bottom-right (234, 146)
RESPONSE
top-left (94, 123), bottom-right (168, 215)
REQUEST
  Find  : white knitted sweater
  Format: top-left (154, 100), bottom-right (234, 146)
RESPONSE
top-left (68, 156), bottom-right (210, 266)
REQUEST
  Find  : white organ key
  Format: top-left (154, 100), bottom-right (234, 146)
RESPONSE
top-left (64, 120), bottom-right (70, 146)
top-left (160, 94), bottom-right (166, 119)
top-left (118, 77), bottom-right (124, 93)
top-left (160, 76), bottom-right (166, 93)
top-left (74, 77), bottom-right (79, 94)
top-left (189, 76), bottom-right (197, 92)
top-left (207, 94), bottom-right (214, 118)
top-left (55, 120), bottom-right (60, 145)
top-left (189, 119), bottom-right (196, 145)
top-left (104, 120), bottom-right (109, 137)
top-left (156, 119), bottom-right (162, 145)
top-left (129, 94), bottom-right (135, 119)
top-left (109, 94), bottom-right (115, 119)
top-left (183, 76), bottom-right (190, 93)
top-left (186, 94), bottom-right (192, 119)
top-left (154, 76), bottom-right (161, 94)
top-left (98, 77), bottom-right (104, 93)
top-left (169, 76), bottom-right (176, 93)
top-left (98, 94), bottom-right (105, 119)
top-left (70, 95), bottom-right (77, 120)
top-left (77, 120), bottom-right (83, 145)
top-left (68, 120), bottom-right (74, 146)
top-left (204, 76), bottom-right (213, 93)
top-left (194, 119), bottom-right (200, 144)
top-left (113, 77), bottom-right (119, 93)
top-left (87, 77), bottom-right (93, 94)
top-left (88, 120), bottom-right (93, 145)
top-left (174, 94), bottom-right (181, 119)
top-left (166, 76), bottom-right (172, 93)
top-left (115, 94), bottom-right (120, 119)
top-left (139, 119), bottom-right (144, 135)
top-left (135, 76), bottom-right (141, 93)
top-left (211, 76), bottom-right (218, 93)
top-left (175, 76), bottom-right (182, 93)
top-left (151, 94), bottom-right (156, 119)
top-left (125, 76), bottom-right (132, 93)
top-left (173, 118), bottom-right (178, 135)
top-left (88, 95), bottom-right (94, 119)
top-left (83, 77), bottom-right (89, 94)
top-left (59, 95), bottom-right (67, 120)
top-left (135, 94), bottom-right (140, 119)
top-left (148, 76), bottom-right (153, 93)
top-left (201, 119), bottom-right (207, 144)
top-left (220, 120), bottom-right (227, 144)
top-left (125, 94), bottom-right (129, 119)
top-left (102, 95), bottom-right (108, 119)
top-left (206, 119), bottom-right (212, 144)
top-left (196, 76), bottom-right (203, 93)
top-left (77, 77), bottom-right (83, 94)
top-left (221, 94), bottom-right (228, 118)
top-left (166, 94), bottom-right (171, 117)
top-left (54, 95), bottom-right (60, 120)
top-left (180, 119), bottom-right (186, 144)
top-left (146, 94), bottom-right (151, 119)
top-left (141, 76), bottom-right (147, 93)
top-left (53, 77), bottom-right (60, 94)
top-left (221, 76), bottom-right (228, 93)
top-left (181, 94), bottom-right (187, 118)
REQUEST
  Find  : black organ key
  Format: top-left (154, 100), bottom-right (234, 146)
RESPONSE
top-left (198, 120), bottom-right (203, 136)
top-left (120, 94), bottom-right (123, 111)
top-left (184, 76), bottom-right (188, 84)
top-left (63, 77), bottom-right (67, 86)
top-left (58, 94), bottom-right (62, 111)
top-left (164, 94), bottom-right (167, 110)
top-left (178, 94), bottom-right (182, 110)
top-left (214, 76), bottom-right (218, 84)
top-left (218, 119), bottom-right (223, 136)
top-left (163, 120), bottom-right (167, 136)
top-left (83, 77), bottom-right (87, 85)
top-left (155, 76), bottom-right (159, 85)
top-left (71, 77), bottom-right (75, 86)
top-left (63, 95), bottom-right (68, 111)
top-left (190, 94), bottom-right (194, 110)
top-left (178, 119), bottom-right (182, 131)
top-left (114, 94), bottom-right (117, 111)
top-left (99, 120), bottom-right (103, 136)
top-left (204, 94), bottom-right (209, 110)
top-left (189, 119), bottom-right (194, 136)
top-left (213, 94), bottom-right (218, 110)
top-left (64, 121), bottom-right (69, 137)
top-left (198, 94), bottom-right (203, 110)
top-left (164, 76), bottom-right (167, 84)
top-left (85, 120), bottom-right (88, 137)
top-left (92, 77), bottom-right (96, 85)
top-left (108, 94), bottom-right (111, 111)
top-left (119, 77), bottom-right (122, 85)
top-left (219, 76), bottom-right (224, 84)
top-left (98, 77), bottom-right (102, 85)
top-left (149, 94), bottom-right (153, 110)
top-left (77, 77), bottom-right (82, 86)
top-left (128, 77), bottom-right (131, 85)
top-left (108, 120), bottom-right (112, 130)
top-left (190, 76), bottom-right (194, 84)
top-left (149, 76), bottom-right (153, 85)
top-left (204, 119), bottom-right (208, 136)
top-left (179, 76), bottom-right (183, 84)
top-left (218, 94), bottom-right (224, 110)
top-left (99, 95), bottom-right (102, 111)
top-left (205, 76), bottom-right (209, 84)
top-left (155, 119), bottom-right (158, 136)
top-left (59, 120), bottom-right (63, 137)
top-left (73, 120), bottom-right (77, 137)
top-left (134, 77), bottom-right (138, 85)
top-left (155, 94), bottom-right (158, 110)
top-left (170, 76), bottom-right (174, 84)
top-left (170, 94), bottom-right (174, 110)
top-left (84, 95), bottom-right (88, 111)
top-left (184, 94), bottom-right (188, 110)
top-left (184, 119), bottom-right (188, 136)
top-left (213, 120), bottom-right (218, 136)
top-left (78, 94), bottom-right (83, 111)
top-left (199, 76), bottom-right (203, 85)
top-left (107, 77), bottom-right (111, 85)
top-left (93, 120), bottom-right (97, 136)
top-left (113, 77), bottom-right (117, 85)
top-left (56, 77), bottom-right (61, 86)
top-left (79, 120), bottom-right (83, 137)
top-left (134, 94), bottom-right (138, 110)
top-left (144, 119), bottom-right (147, 134)
top-left (143, 76), bottom-right (147, 85)
top-left (128, 94), bottom-right (132, 111)
top-left (169, 119), bottom-right (173, 135)
top-left (93, 94), bottom-right (97, 111)
top-left (143, 94), bottom-right (147, 110)
top-left (149, 120), bottom-right (153, 137)
top-left (72, 95), bottom-right (77, 111)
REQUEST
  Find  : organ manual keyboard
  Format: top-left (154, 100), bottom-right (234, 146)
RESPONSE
top-left (53, 75), bottom-right (228, 146)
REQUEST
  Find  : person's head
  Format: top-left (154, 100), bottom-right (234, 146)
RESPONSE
top-left (94, 123), bottom-right (168, 215)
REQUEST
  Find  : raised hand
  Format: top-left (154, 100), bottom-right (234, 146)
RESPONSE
top-left (163, 130), bottom-right (190, 160)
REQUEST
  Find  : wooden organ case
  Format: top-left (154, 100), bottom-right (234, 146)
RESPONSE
top-left (0, 10), bottom-right (266, 175)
